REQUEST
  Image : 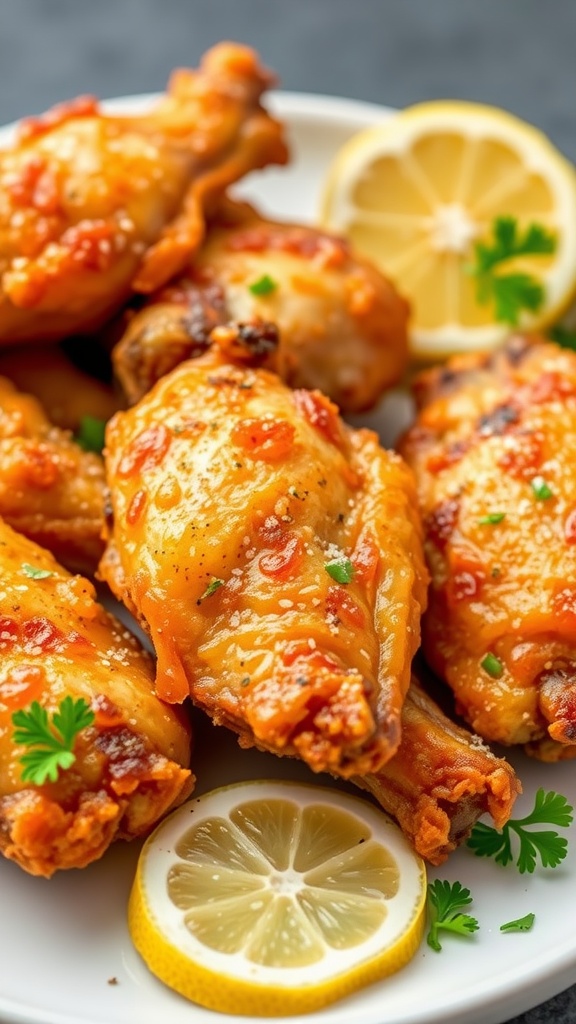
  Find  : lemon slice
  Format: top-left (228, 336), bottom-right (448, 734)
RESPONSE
top-left (320, 100), bottom-right (576, 359)
top-left (128, 780), bottom-right (426, 1016)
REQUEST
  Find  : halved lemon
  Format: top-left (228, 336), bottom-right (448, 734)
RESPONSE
top-left (320, 100), bottom-right (576, 359)
top-left (128, 780), bottom-right (426, 1016)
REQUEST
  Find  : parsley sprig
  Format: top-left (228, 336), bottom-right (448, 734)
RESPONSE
top-left (471, 216), bottom-right (556, 325)
top-left (548, 323), bottom-right (576, 351)
top-left (426, 879), bottom-right (480, 952)
top-left (11, 697), bottom-right (95, 785)
top-left (467, 788), bottom-right (573, 873)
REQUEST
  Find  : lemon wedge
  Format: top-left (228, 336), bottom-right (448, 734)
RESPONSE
top-left (320, 100), bottom-right (576, 359)
top-left (128, 780), bottom-right (426, 1016)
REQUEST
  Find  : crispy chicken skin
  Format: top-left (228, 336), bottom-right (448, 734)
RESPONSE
top-left (0, 44), bottom-right (287, 344)
top-left (0, 374), bottom-right (107, 574)
top-left (354, 676), bottom-right (520, 865)
top-left (0, 344), bottom-right (120, 431)
top-left (0, 518), bottom-right (193, 877)
top-left (112, 199), bottom-right (410, 411)
top-left (100, 332), bottom-right (427, 778)
top-left (400, 334), bottom-right (576, 757)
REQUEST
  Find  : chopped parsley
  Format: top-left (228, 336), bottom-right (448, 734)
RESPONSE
top-left (478, 512), bottom-right (506, 525)
top-left (74, 415), bottom-right (107, 454)
top-left (21, 563), bottom-right (53, 580)
top-left (198, 577), bottom-right (225, 602)
top-left (324, 558), bottom-right (355, 584)
top-left (248, 274), bottom-right (278, 297)
top-left (531, 476), bottom-right (553, 500)
top-left (480, 652), bottom-right (503, 678)
top-left (500, 912), bottom-right (535, 933)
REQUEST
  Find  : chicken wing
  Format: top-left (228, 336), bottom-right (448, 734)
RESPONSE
top-left (0, 517), bottom-right (193, 877)
top-left (354, 675), bottom-right (520, 864)
top-left (112, 199), bottom-right (410, 412)
top-left (0, 374), bottom-right (107, 573)
top-left (0, 343), bottom-right (120, 431)
top-left (0, 44), bottom-right (287, 344)
top-left (100, 327), bottom-right (427, 777)
top-left (400, 334), bottom-right (576, 756)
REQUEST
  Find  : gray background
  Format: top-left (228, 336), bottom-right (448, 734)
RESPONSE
top-left (0, 1), bottom-right (574, 1023)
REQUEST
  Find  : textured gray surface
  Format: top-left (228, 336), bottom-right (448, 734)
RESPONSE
top-left (0, 1), bottom-right (574, 1022)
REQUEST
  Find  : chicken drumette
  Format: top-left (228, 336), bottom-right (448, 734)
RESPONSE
top-left (0, 44), bottom-right (287, 343)
top-left (0, 518), bottom-right (193, 877)
top-left (112, 199), bottom-right (410, 412)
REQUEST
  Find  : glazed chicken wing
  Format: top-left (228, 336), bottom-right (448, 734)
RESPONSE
top-left (0, 374), bottom-right (107, 573)
top-left (112, 199), bottom-right (409, 412)
top-left (400, 334), bottom-right (576, 758)
top-left (0, 343), bottom-right (120, 431)
top-left (354, 675), bottom-right (520, 864)
top-left (100, 329), bottom-right (427, 777)
top-left (0, 44), bottom-right (287, 344)
top-left (0, 518), bottom-right (193, 877)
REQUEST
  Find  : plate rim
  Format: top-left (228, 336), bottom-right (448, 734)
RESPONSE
top-left (0, 87), bottom-right (574, 1024)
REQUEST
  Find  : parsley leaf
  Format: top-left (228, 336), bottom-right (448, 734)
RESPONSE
top-left (21, 563), bottom-right (53, 580)
top-left (470, 216), bottom-right (556, 325)
top-left (548, 324), bottom-right (576, 351)
top-left (11, 697), bottom-right (95, 785)
top-left (478, 512), bottom-right (506, 525)
top-left (74, 415), bottom-right (107, 454)
top-left (467, 788), bottom-right (573, 873)
top-left (500, 912), bottom-right (535, 933)
top-left (324, 558), bottom-right (355, 584)
top-left (426, 879), bottom-right (480, 952)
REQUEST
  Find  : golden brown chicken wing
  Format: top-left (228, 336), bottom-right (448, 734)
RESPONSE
top-left (0, 517), bottom-right (193, 877)
top-left (0, 343), bottom-right (120, 431)
top-left (354, 675), bottom-right (520, 864)
top-left (112, 199), bottom-right (410, 411)
top-left (0, 45), bottom-right (287, 344)
top-left (0, 374), bottom-right (107, 573)
top-left (400, 334), bottom-right (576, 757)
top-left (100, 329), bottom-right (427, 778)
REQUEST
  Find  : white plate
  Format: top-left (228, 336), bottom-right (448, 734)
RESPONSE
top-left (0, 91), bottom-right (575, 1024)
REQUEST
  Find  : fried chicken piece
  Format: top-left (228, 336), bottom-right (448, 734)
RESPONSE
top-left (100, 329), bottom-right (427, 778)
top-left (354, 676), bottom-right (520, 864)
top-left (0, 374), bottom-right (107, 574)
top-left (0, 343), bottom-right (120, 431)
top-left (112, 199), bottom-right (409, 412)
top-left (0, 518), bottom-right (193, 877)
top-left (0, 45), bottom-right (287, 344)
top-left (400, 334), bottom-right (576, 756)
